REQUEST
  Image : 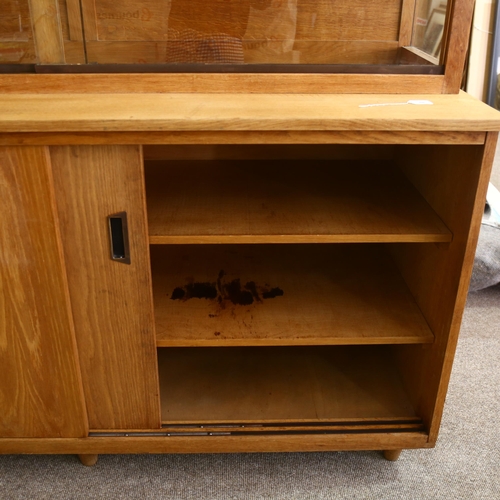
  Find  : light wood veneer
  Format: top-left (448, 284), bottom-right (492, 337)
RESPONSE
top-left (0, 92), bottom-right (497, 463)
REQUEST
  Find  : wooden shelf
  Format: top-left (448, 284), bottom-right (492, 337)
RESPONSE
top-left (158, 345), bottom-right (417, 424)
top-left (151, 244), bottom-right (434, 347)
top-left (1, 92), bottom-right (499, 132)
top-left (146, 160), bottom-right (451, 244)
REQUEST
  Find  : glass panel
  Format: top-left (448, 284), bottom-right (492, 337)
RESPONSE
top-left (411, 0), bottom-right (449, 60)
top-left (84, 0), bottom-right (405, 65)
top-left (0, 0), bottom-right (451, 71)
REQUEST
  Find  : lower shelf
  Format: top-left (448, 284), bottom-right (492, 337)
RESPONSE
top-left (158, 345), bottom-right (417, 425)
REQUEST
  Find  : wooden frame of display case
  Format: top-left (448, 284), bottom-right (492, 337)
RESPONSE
top-left (0, 0), bottom-right (474, 93)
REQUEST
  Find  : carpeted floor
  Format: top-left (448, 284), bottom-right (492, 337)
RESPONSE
top-left (1, 284), bottom-right (499, 500)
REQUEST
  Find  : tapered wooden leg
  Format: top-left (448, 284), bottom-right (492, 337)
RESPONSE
top-left (383, 449), bottom-right (402, 461)
top-left (78, 454), bottom-right (99, 466)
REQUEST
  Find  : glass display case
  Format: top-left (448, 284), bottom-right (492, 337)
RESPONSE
top-left (0, 0), bottom-right (474, 93)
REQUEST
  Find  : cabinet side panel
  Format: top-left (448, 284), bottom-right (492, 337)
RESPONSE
top-left (0, 146), bottom-right (87, 438)
top-left (50, 145), bottom-right (161, 430)
top-left (391, 134), bottom-right (497, 441)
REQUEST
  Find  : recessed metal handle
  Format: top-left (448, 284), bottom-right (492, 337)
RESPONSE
top-left (108, 212), bottom-right (131, 265)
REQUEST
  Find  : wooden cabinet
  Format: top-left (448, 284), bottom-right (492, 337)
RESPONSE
top-left (0, 92), bottom-right (498, 463)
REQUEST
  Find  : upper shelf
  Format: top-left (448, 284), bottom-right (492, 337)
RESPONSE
top-left (0, 92), bottom-right (499, 134)
top-left (146, 160), bottom-right (451, 244)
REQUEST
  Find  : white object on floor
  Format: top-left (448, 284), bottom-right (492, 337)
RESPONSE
top-left (487, 182), bottom-right (500, 224)
top-left (359, 99), bottom-right (434, 108)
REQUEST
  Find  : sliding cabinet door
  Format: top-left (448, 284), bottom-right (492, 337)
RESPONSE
top-left (51, 145), bottom-right (161, 430)
top-left (0, 146), bottom-right (87, 438)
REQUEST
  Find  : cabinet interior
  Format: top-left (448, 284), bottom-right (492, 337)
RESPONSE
top-left (140, 142), bottom-right (483, 431)
top-left (151, 244), bottom-right (434, 347)
top-left (158, 346), bottom-right (419, 425)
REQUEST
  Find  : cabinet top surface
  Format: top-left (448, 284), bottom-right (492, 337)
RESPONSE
top-left (0, 91), bottom-right (499, 134)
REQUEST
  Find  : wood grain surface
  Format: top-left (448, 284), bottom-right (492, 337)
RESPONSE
top-left (50, 145), bottom-right (161, 430)
top-left (0, 146), bottom-right (87, 438)
top-left (80, 0), bottom-right (401, 64)
top-left (27, 0), bottom-right (65, 63)
top-left (62, 0), bottom-right (84, 41)
top-left (442, 0), bottom-right (475, 93)
top-left (0, 131), bottom-right (486, 147)
top-left (390, 134), bottom-right (498, 442)
top-left (146, 160), bottom-right (451, 244)
top-left (0, 92), bottom-right (498, 133)
top-left (158, 346), bottom-right (416, 423)
top-left (82, 40), bottom-right (400, 65)
top-left (399, 0), bottom-right (417, 46)
top-left (143, 144), bottom-right (398, 160)
top-left (0, 0), bottom-right (37, 64)
top-left (152, 245), bottom-right (434, 346)
top-left (9, 0), bottom-right (424, 66)
top-left (0, 0), bottom-right (476, 97)
top-left (0, 73), bottom-right (447, 94)
top-left (0, 432), bottom-right (430, 454)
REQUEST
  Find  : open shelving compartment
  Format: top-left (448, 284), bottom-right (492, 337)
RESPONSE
top-left (142, 140), bottom-right (485, 438)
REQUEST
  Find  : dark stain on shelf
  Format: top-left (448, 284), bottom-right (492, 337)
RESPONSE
top-left (214, 331), bottom-right (221, 336)
top-left (171, 287), bottom-right (186, 300)
top-left (262, 287), bottom-right (284, 299)
top-left (222, 278), bottom-right (254, 306)
top-left (244, 281), bottom-right (260, 302)
top-left (171, 282), bottom-right (218, 300)
top-left (216, 269), bottom-right (225, 299)
top-left (170, 270), bottom-right (284, 306)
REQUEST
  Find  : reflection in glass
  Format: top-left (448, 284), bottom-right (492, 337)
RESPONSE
top-left (84, 0), bottom-right (406, 65)
top-left (0, 0), bottom-right (450, 68)
top-left (0, 0), bottom-right (38, 64)
top-left (412, 0), bottom-right (448, 60)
